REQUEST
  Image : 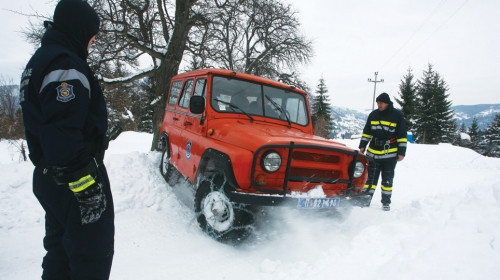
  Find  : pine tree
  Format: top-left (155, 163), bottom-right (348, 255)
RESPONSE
top-left (395, 67), bottom-right (417, 132)
top-left (413, 64), bottom-right (456, 144)
top-left (137, 76), bottom-right (156, 133)
top-left (483, 113), bottom-right (500, 157)
top-left (468, 116), bottom-right (480, 144)
top-left (311, 77), bottom-right (333, 138)
top-left (459, 123), bottom-right (466, 133)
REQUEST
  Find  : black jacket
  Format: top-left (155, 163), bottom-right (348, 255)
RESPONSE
top-left (20, 27), bottom-right (107, 168)
top-left (358, 104), bottom-right (407, 160)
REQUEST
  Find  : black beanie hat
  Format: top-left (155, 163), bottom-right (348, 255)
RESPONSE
top-left (47, 0), bottom-right (100, 52)
top-left (376, 92), bottom-right (392, 105)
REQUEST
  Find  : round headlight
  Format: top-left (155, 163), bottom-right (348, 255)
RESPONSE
top-left (262, 151), bottom-right (281, 172)
top-left (353, 161), bottom-right (364, 178)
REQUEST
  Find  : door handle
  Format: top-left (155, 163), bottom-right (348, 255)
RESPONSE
top-left (173, 117), bottom-right (179, 121)
top-left (184, 121), bottom-right (192, 126)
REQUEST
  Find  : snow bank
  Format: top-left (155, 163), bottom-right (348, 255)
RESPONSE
top-left (1, 134), bottom-right (500, 279)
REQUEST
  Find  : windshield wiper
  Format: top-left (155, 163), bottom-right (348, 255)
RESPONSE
top-left (265, 95), bottom-right (291, 127)
top-left (214, 98), bottom-right (254, 122)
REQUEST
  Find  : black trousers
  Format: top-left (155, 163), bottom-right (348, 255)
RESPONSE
top-left (33, 158), bottom-right (115, 280)
top-left (364, 158), bottom-right (397, 205)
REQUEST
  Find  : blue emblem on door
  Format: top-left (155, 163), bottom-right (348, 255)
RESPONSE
top-left (186, 140), bottom-right (192, 161)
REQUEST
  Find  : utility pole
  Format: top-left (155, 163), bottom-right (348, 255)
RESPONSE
top-left (368, 72), bottom-right (384, 111)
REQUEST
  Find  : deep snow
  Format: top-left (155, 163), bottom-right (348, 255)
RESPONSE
top-left (1, 131), bottom-right (500, 279)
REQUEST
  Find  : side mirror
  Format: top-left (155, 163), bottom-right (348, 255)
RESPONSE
top-left (190, 96), bottom-right (205, 114)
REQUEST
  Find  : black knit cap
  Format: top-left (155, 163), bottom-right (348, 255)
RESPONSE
top-left (46, 0), bottom-right (100, 54)
top-left (376, 92), bottom-right (392, 105)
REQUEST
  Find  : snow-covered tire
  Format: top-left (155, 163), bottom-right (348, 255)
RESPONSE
top-left (194, 172), bottom-right (254, 243)
top-left (160, 143), bottom-right (179, 186)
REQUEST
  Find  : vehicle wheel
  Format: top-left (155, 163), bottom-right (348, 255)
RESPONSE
top-left (160, 145), bottom-right (180, 186)
top-left (194, 172), bottom-right (254, 243)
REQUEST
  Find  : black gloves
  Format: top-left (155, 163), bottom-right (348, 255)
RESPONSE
top-left (53, 160), bottom-right (107, 225)
top-left (68, 173), bottom-right (107, 224)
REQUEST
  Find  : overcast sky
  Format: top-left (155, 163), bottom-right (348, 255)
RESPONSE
top-left (2, 0), bottom-right (499, 111)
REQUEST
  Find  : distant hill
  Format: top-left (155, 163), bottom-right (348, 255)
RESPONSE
top-left (452, 104), bottom-right (500, 131)
top-left (328, 103), bottom-right (500, 138)
top-left (329, 106), bottom-right (369, 139)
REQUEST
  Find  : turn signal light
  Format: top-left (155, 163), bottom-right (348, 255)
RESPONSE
top-left (255, 174), bottom-right (267, 186)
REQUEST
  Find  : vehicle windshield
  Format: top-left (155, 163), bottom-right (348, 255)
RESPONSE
top-left (210, 75), bottom-right (309, 126)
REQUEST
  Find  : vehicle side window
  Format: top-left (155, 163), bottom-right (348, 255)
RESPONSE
top-left (168, 81), bottom-right (183, 106)
top-left (286, 98), bottom-right (308, 125)
top-left (178, 79), bottom-right (194, 108)
top-left (193, 78), bottom-right (206, 97)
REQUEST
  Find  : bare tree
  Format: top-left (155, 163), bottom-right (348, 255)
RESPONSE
top-left (0, 77), bottom-right (18, 120)
top-left (0, 76), bottom-right (24, 139)
top-left (7, 140), bottom-right (28, 162)
top-left (19, 0), bottom-right (312, 150)
top-left (185, 0), bottom-right (313, 87)
top-left (19, 0), bottom-right (203, 150)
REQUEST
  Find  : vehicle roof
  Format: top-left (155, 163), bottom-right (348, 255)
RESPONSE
top-left (173, 68), bottom-right (307, 95)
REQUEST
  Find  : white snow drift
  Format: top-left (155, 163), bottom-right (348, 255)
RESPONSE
top-left (1, 132), bottom-right (500, 280)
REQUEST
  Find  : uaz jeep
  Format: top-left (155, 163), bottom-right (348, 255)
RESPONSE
top-left (158, 69), bottom-right (372, 241)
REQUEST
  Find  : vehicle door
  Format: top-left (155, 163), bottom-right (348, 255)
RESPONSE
top-left (178, 77), bottom-right (208, 181)
top-left (164, 79), bottom-right (185, 170)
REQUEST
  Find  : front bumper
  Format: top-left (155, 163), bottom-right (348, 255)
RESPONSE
top-left (227, 190), bottom-right (371, 208)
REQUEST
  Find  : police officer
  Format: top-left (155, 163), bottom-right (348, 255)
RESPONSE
top-left (19, 0), bottom-right (114, 278)
top-left (359, 93), bottom-right (407, 211)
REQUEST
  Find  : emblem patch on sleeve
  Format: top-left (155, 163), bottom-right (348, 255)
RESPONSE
top-left (56, 82), bottom-right (75, 102)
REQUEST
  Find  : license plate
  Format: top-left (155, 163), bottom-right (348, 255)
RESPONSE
top-left (297, 197), bottom-right (340, 209)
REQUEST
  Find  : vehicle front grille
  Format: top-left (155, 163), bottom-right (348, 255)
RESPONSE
top-left (251, 142), bottom-right (372, 195)
top-left (289, 167), bottom-right (340, 180)
top-left (292, 151), bottom-right (340, 164)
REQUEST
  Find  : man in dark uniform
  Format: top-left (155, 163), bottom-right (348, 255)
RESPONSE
top-left (359, 93), bottom-right (407, 211)
top-left (19, 0), bottom-right (114, 278)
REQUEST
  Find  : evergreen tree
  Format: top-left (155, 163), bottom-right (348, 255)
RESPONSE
top-left (483, 113), bottom-right (500, 157)
top-left (395, 67), bottom-right (417, 132)
top-left (137, 76), bottom-right (157, 134)
top-left (468, 116), bottom-right (480, 144)
top-left (413, 64), bottom-right (455, 144)
top-left (311, 77), bottom-right (333, 138)
top-left (459, 123), bottom-right (466, 133)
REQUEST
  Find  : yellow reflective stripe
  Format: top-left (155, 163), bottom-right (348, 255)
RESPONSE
top-left (367, 147), bottom-right (398, 155)
top-left (364, 184), bottom-right (376, 189)
top-left (380, 121), bottom-right (397, 127)
top-left (362, 133), bottom-right (372, 138)
top-left (397, 138), bottom-right (407, 143)
top-left (370, 120), bottom-right (397, 127)
top-left (68, 175), bottom-right (95, 192)
top-left (381, 185), bottom-right (392, 191)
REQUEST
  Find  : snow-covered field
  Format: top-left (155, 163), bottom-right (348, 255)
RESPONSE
top-left (1, 131), bottom-right (500, 279)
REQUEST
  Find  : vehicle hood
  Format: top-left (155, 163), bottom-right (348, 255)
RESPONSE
top-left (208, 119), bottom-right (353, 152)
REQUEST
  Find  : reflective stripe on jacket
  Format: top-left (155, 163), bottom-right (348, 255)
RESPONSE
top-left (359, 104), bottom-right (407, 160)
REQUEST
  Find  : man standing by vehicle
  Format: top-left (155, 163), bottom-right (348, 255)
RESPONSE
top-left (19, 0), bottom-right (114, 278)
top-left (359, 93), bottom-right (407, 211)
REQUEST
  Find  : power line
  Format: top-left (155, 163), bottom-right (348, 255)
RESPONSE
top-left (388, 0), bottom-right (469, 74)
top-left (378, 0), bottom-right (447, 72)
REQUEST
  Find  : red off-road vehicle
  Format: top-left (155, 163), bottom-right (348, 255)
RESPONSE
top-left (158, 69), bottom-right (372, 241)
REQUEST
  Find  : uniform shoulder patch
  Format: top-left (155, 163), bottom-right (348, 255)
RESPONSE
top-left (56, 82), bottom-right (75, 102)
